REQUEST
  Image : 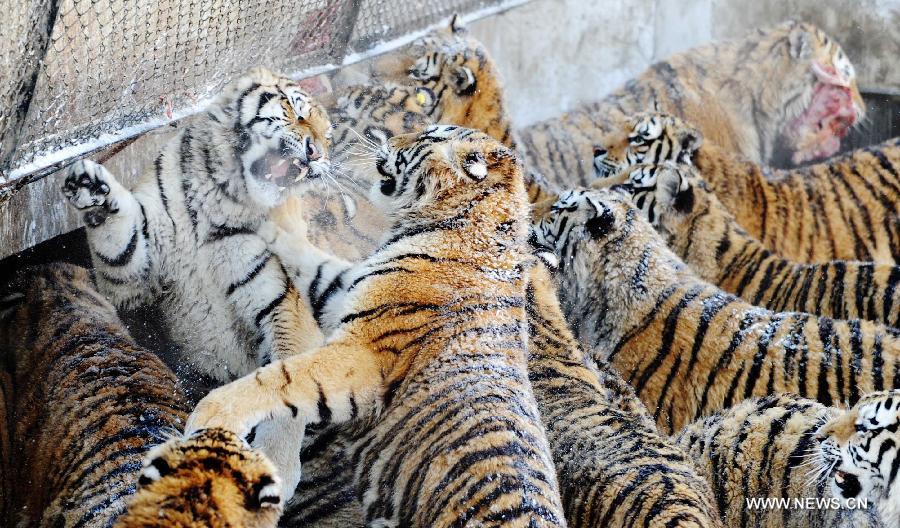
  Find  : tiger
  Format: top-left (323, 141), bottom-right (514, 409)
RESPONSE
top-left (532, 187), bottom-right (900, 434)
top-left (185, 125), bottom-right (567, 526)
top-left (368, 15), bottom-right (517, 150)
top-left (608, 162), bottom-right (900, 328)
top-left (61, 66), bottom-right (329, 495)
top-left (114, 428), bottom-right (282, 528)
top-left (520, 20), bottom-right (864, 190)
top-left (592, 111), bottom-right (900, 265)
top-left (674, 393), bottom-right (886, 527)
top-left (816, 389), bottom-right (900, 527)
top-left (0, 263), bottom-right (188, 527)
top-left (281, 259), bottom-right (723, 528)
top-left (526, 259), bottom-right (723, 528)
top-left (298, 18), bottom-right (520, 262)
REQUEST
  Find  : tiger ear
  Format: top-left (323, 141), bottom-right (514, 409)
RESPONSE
top-left (450, 66), bottom-right (476, 96)
top-left (137, 456), bottom-right (172, 486)
top-left (449, 14), bottom-right (467, 34)
top-left (248, 474), bottom-right (281, 510)
top-left (679, 127), bottom-right (703, 157)
top-left (656, 166), bottom-right (695, 214)
top-left (462, 152), bottom-right (488, 181)
top-left (788, 25), bottom-right (813, 60)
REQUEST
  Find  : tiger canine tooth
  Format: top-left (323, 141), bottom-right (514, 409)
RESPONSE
top-left (292, 158), bottom-right (302, 167)
top-left (294, 166), bottom-right (309, 182)
top-left (264, 173), bottom-right (273, 180)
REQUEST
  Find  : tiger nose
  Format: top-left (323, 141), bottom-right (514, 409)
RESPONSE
top-left (305, 138), bottom-right (322, 161)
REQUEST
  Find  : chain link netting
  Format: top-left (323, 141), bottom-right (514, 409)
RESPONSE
top-left (0, 0), bottom-right (516, 189)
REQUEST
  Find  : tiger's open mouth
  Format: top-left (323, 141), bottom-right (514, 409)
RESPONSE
top-left (785, 81), bottom-right (861, 166)
top-left (252, 151), bottom-right (319, 189)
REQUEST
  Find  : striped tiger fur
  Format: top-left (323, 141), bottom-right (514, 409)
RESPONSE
top-left (693, 137), bottom-right (900, 265)
top-left (62, 66), bottom-right (330, 494)
top-left (609, 162), bottom-right (900, 328)
top-left (299, 18), bottom-right (520, 263)
top-left (282, 27), bottom-right (522, 517)
top-left (674, 393), bottom-right (884, 527)
top-left (281, 260), bottom-right (724, 528)
top-left (186, 126), bottom-right (566, 527)
top-left (593, 111), bottom-right (900, 265)
top-left (533, 188), bottom-right (900, 434)
top-left (520, 20), bottom-right (863, 190)
top-left (369, 16), bottom-right (517, 149)
top-left (816, 389), bottom-right (900, 526)
top-left (0, 263), bottom-right (188, 527)
top-left (526, 260), bottom-right (723, 528)
top-left (115, 428), bottom-right (282, 528)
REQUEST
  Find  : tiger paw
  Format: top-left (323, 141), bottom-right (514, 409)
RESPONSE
top-left (62, 160), bottom-right (119, 226)
top-left (185, 382), bottom-right (270, 439)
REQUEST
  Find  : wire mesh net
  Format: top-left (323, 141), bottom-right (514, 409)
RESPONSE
top-left (0, 0), bottom-right (517, 189)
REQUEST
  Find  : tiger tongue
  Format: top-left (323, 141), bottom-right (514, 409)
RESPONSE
top-left (270, 158), bottom-right (291, 179)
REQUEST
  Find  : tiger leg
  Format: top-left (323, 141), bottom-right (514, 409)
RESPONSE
top-left (185, 339), bottom-right (385, 461)
top-left (263, 197), bottom-right (353, 325)
top-left (258, 288), bottom-right (326, 502)
top-left (62, 160), bottom-right (157, 308)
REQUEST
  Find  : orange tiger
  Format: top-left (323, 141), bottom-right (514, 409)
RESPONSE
top-left (0, 264), bottom-right (188, 527)
top-left (520, 20), bottom-right (863, 190)
top-left (592, 111), bottom-right (900, 265)
top-left (188, 126), bottom-right (566, 527)
top-left (115, 428), bottom-right (282, 528)
top-left (534, 188), bottom-right (900, 434)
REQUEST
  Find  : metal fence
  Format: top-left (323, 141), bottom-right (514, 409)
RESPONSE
top-left (0, 0), bottom-right (525, 198)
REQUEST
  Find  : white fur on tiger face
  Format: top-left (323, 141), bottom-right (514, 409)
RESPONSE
top-left (816, 390), bottom-right (900, 526)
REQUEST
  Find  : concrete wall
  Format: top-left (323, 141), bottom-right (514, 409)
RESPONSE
top-left (471, 0), bottom-right (900, 127)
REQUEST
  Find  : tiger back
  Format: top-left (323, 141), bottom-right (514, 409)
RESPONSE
top-left (592, 111), bottom-right (900, 265)
top-left (533, 188), bottom-right (900, 433)
top-left (520, 20), bottom-right (863, 190)
top-left (610, 161), bottom-right (900, 328)
top-left (527, 260), bottom-right (722, 528)
top-left (0, 263), bottom-right (188, 527)
top-left (186, 126), bottom-right (566, 527)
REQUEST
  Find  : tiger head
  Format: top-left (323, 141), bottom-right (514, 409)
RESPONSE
top-left (815, 390), bottom-right (900, 527)
top-left (532, 186), bottom-right (686, 313)
top-left (593, 112), bottom-right (702, 180)
top-left (598, 161), bottom-right (708, 229)
top-left (374, 17), bottom-right (513, 147)
top-left (761, 21), bottom-right (864, 165)
top-left (210, 67), bottom-right (333, 209)
top-left (115, 428), bottom-right (282, 528)
top-left (372, 125), bottom-right (522, 224)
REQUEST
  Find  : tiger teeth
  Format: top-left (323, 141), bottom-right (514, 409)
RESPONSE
top-left (276, 159), bottom-right (288, 167)
top-left (294, 166), bottom-right (309, 182)
top-left (292, 158), bottom-right (302, 168)
top-left (264, 173), bottom-right (273, 180)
